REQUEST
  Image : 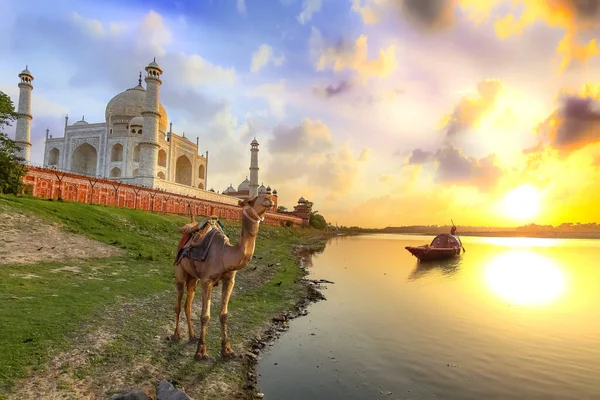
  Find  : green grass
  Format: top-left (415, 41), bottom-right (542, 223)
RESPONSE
top-left (0, 195), bottom-right (328, 399)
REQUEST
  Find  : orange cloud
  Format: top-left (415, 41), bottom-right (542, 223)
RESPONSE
top-left (529, 83), bottom-right (600, 157)
top-left (352, 0), bottom-right (600, 70)
top-left (440, 78), bottom-right (504, 138)
top-left (309, 28), bottom-right (397, 81)
top-left (461, 0), bottom-right (600, 70)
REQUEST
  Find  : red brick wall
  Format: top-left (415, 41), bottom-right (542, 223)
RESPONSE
top-left (22, 166), bottom-right (305, 227)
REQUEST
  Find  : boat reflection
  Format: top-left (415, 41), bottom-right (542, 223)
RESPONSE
top-left (483, 250), bottom-right (567, 306)
top-left (407, 257), bottom-right (462, 281)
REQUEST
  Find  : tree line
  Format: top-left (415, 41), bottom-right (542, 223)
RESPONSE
top-left (0, 91), bottom-right (27, 194)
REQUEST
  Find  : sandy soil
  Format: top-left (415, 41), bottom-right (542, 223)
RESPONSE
top-left (0, 212), bottom-right (124, 265)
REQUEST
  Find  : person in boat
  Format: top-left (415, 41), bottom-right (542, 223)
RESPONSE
top-left (451, 225), bottom-right (457, 235)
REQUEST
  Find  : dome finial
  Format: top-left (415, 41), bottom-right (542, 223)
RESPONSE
top-left (138, 71), bottom-right (142, 86)
top-left (82, 115), bottom-right (85, 121)
top-left (153, 57), bottom-right (156, 63)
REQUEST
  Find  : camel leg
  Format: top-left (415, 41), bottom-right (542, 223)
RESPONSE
top-left (220, 277), bottom-right (236, 359)
top-left (194, 281), bottom-right (213, 361)
top-left (170, 263), bottom-right (188, 341)
top-left (185, 277), bottom-right (199, 341)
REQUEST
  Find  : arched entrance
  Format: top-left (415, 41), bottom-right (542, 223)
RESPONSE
top-left (111, 144), bottom-right (123, 161)
top-left (110, 167), bottom-right (121, 178)
top-left (175, 155), bottom-right (192, 186)
top-left (48, 148), bottom-right (60, 166)
top-left (71, 143), bottom-right (97, 176)
top-left (158, 149), bottom-right (167, 167)
top-left (133, 144), bottom-right (140, 162)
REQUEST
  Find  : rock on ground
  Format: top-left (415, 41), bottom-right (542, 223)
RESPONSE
top-left (156, 380), bottom-right (194, 400)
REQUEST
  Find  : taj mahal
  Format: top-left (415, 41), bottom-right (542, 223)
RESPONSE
top-left (10, 60), bottom-right (277, 201)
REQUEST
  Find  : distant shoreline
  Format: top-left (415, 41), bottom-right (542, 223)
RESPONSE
top-left (363, 231), bottom-right (600, 240)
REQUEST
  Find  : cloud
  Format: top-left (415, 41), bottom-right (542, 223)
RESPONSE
top-left (309, 28), bottom-right (397, 81)
top-left (408, 145), bottom-right (502, 191)
top-left (298, 0), bottom-right (322, 24)
top-left (237, 0), bottom-right (247, 13)
top-left (175, 52), bottom-right (237, 86)
top-left (351, 0), bottom-right (600, 70)
top-left (250, 44), bottom-right (285, 73)
top-left (11, 10), bottom-right (236, 93)
top-left (408, 148), bottom-right (434, 164)
top-left (264, 119), bottom-right (365, 200)
top-left (312, 80), bottom-right (353, 98)
top-left (358, 147), bottom-right (371, 162)
top-left (350, 0), bottom-right (455, 30)
top-left (489, 0), bottom-right (600, 70)
top-left (531, 84), bottom-right (600, 157)
top-left (245, 80), bottom-right (287, 117)
top-left (137, 10), bottom-right (173, 57)
top-left (160, 87), bottom-right (228, 124)
top-left (440, 78), bottom-right (504, 139)
top-left (268, 118), bottom-right (333, 154)
top-left (434, 145), bottom-right (502, 191)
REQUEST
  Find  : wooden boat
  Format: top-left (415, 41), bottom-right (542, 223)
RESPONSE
top-left (405, 233), bottom-right (463, 261)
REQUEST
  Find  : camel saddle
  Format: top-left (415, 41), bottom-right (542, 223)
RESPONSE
top-left (174, 221), bottom-right (227, 265)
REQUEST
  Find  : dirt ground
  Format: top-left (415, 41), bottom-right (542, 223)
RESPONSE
top-left (0, 212), bottom-right (124, 265)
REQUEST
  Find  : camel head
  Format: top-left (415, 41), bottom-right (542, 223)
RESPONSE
top-left (238, 194), bottom-right (274, 222)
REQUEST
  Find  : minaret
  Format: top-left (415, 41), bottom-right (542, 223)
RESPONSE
top-left (14, 66), bottom-right (34, 162)
top-left (139, 58), bottom-right (162, 186)
top-left (249, 138), bottom-right (259, 197)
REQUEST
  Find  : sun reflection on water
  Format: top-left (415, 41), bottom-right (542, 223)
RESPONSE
top-left (483, 250), bottom-right (567, 306)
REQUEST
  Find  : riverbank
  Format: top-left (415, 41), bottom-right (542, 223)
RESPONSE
top-left (0, 195), bottom-right (332, 399)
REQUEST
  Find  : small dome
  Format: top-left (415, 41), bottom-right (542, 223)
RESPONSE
top-left (223, 184), bottom-right (236, 194)
top-left (19, 67), bottom-right (32, 77)
top-left (73, 116), bottom-right (88, 126)
top-left (147, 60), bottom-right (161, 69)
top-left (237, 177), bottom-right (250, 192)
top-left (298, 197), bottom-right (306, 204)
top-left (251, 138), bottom-right (259, 146)
top-left (273, 189), bottom-right (278, 195)
top-left (130, 116), bottom-right (144, 126)
top-left (258, 183), bottom-right (267, 194)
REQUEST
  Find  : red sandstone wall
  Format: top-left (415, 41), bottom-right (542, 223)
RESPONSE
top-left (22, 166), bottom-right (306, 227)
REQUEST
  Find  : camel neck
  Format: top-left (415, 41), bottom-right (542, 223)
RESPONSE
top-left (229, 208), bottom-right (260, 272)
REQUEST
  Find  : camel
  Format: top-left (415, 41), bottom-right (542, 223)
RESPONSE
top-left (171, 194), bottom-right (274, 361)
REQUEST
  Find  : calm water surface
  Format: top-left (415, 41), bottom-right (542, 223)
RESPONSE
top-left (258, 234), bottom-right (600, 400)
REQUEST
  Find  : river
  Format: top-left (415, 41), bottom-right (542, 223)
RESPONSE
top-left (257, 234), bottom-right (600, 400)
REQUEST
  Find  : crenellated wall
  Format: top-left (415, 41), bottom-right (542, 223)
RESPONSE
top-left (22, 166), bottom-right (306, 227)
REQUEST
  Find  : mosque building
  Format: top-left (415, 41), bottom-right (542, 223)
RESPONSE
top-left (10, 60), bottom-right (274, 203)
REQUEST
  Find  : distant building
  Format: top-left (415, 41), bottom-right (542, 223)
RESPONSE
top-left (221, 138), bottom-right (278, 208)
top-left (10, 63), bottom-right (302, 210)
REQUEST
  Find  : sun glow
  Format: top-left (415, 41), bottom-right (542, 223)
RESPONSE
top-left (483, 251), bottom-right (567, 306)
top-left (502, 184), bottom-right (541, 221)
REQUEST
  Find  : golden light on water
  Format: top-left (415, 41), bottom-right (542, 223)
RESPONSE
top-left (484, 250), bottom-right (567, 306)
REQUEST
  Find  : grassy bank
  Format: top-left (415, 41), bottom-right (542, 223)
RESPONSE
top-left (0, 195), bottom-right (329, 399)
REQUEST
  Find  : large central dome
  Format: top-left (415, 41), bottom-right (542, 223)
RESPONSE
top-left (105, 84), bottom-right (168, 133)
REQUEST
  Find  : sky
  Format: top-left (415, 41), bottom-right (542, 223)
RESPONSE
top-left (2, 0), bottom-right (600, 228)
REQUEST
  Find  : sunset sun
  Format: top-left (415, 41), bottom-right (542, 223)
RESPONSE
top-left (502, 185), bottom-right (541, 221)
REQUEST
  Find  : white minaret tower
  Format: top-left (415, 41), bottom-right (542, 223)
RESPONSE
top-left (14, 66), bottom-right (34, 162)
top-left (249, 138), bottom-right (259, 197)
top-left (139, 58), bottom-right (162, 186)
